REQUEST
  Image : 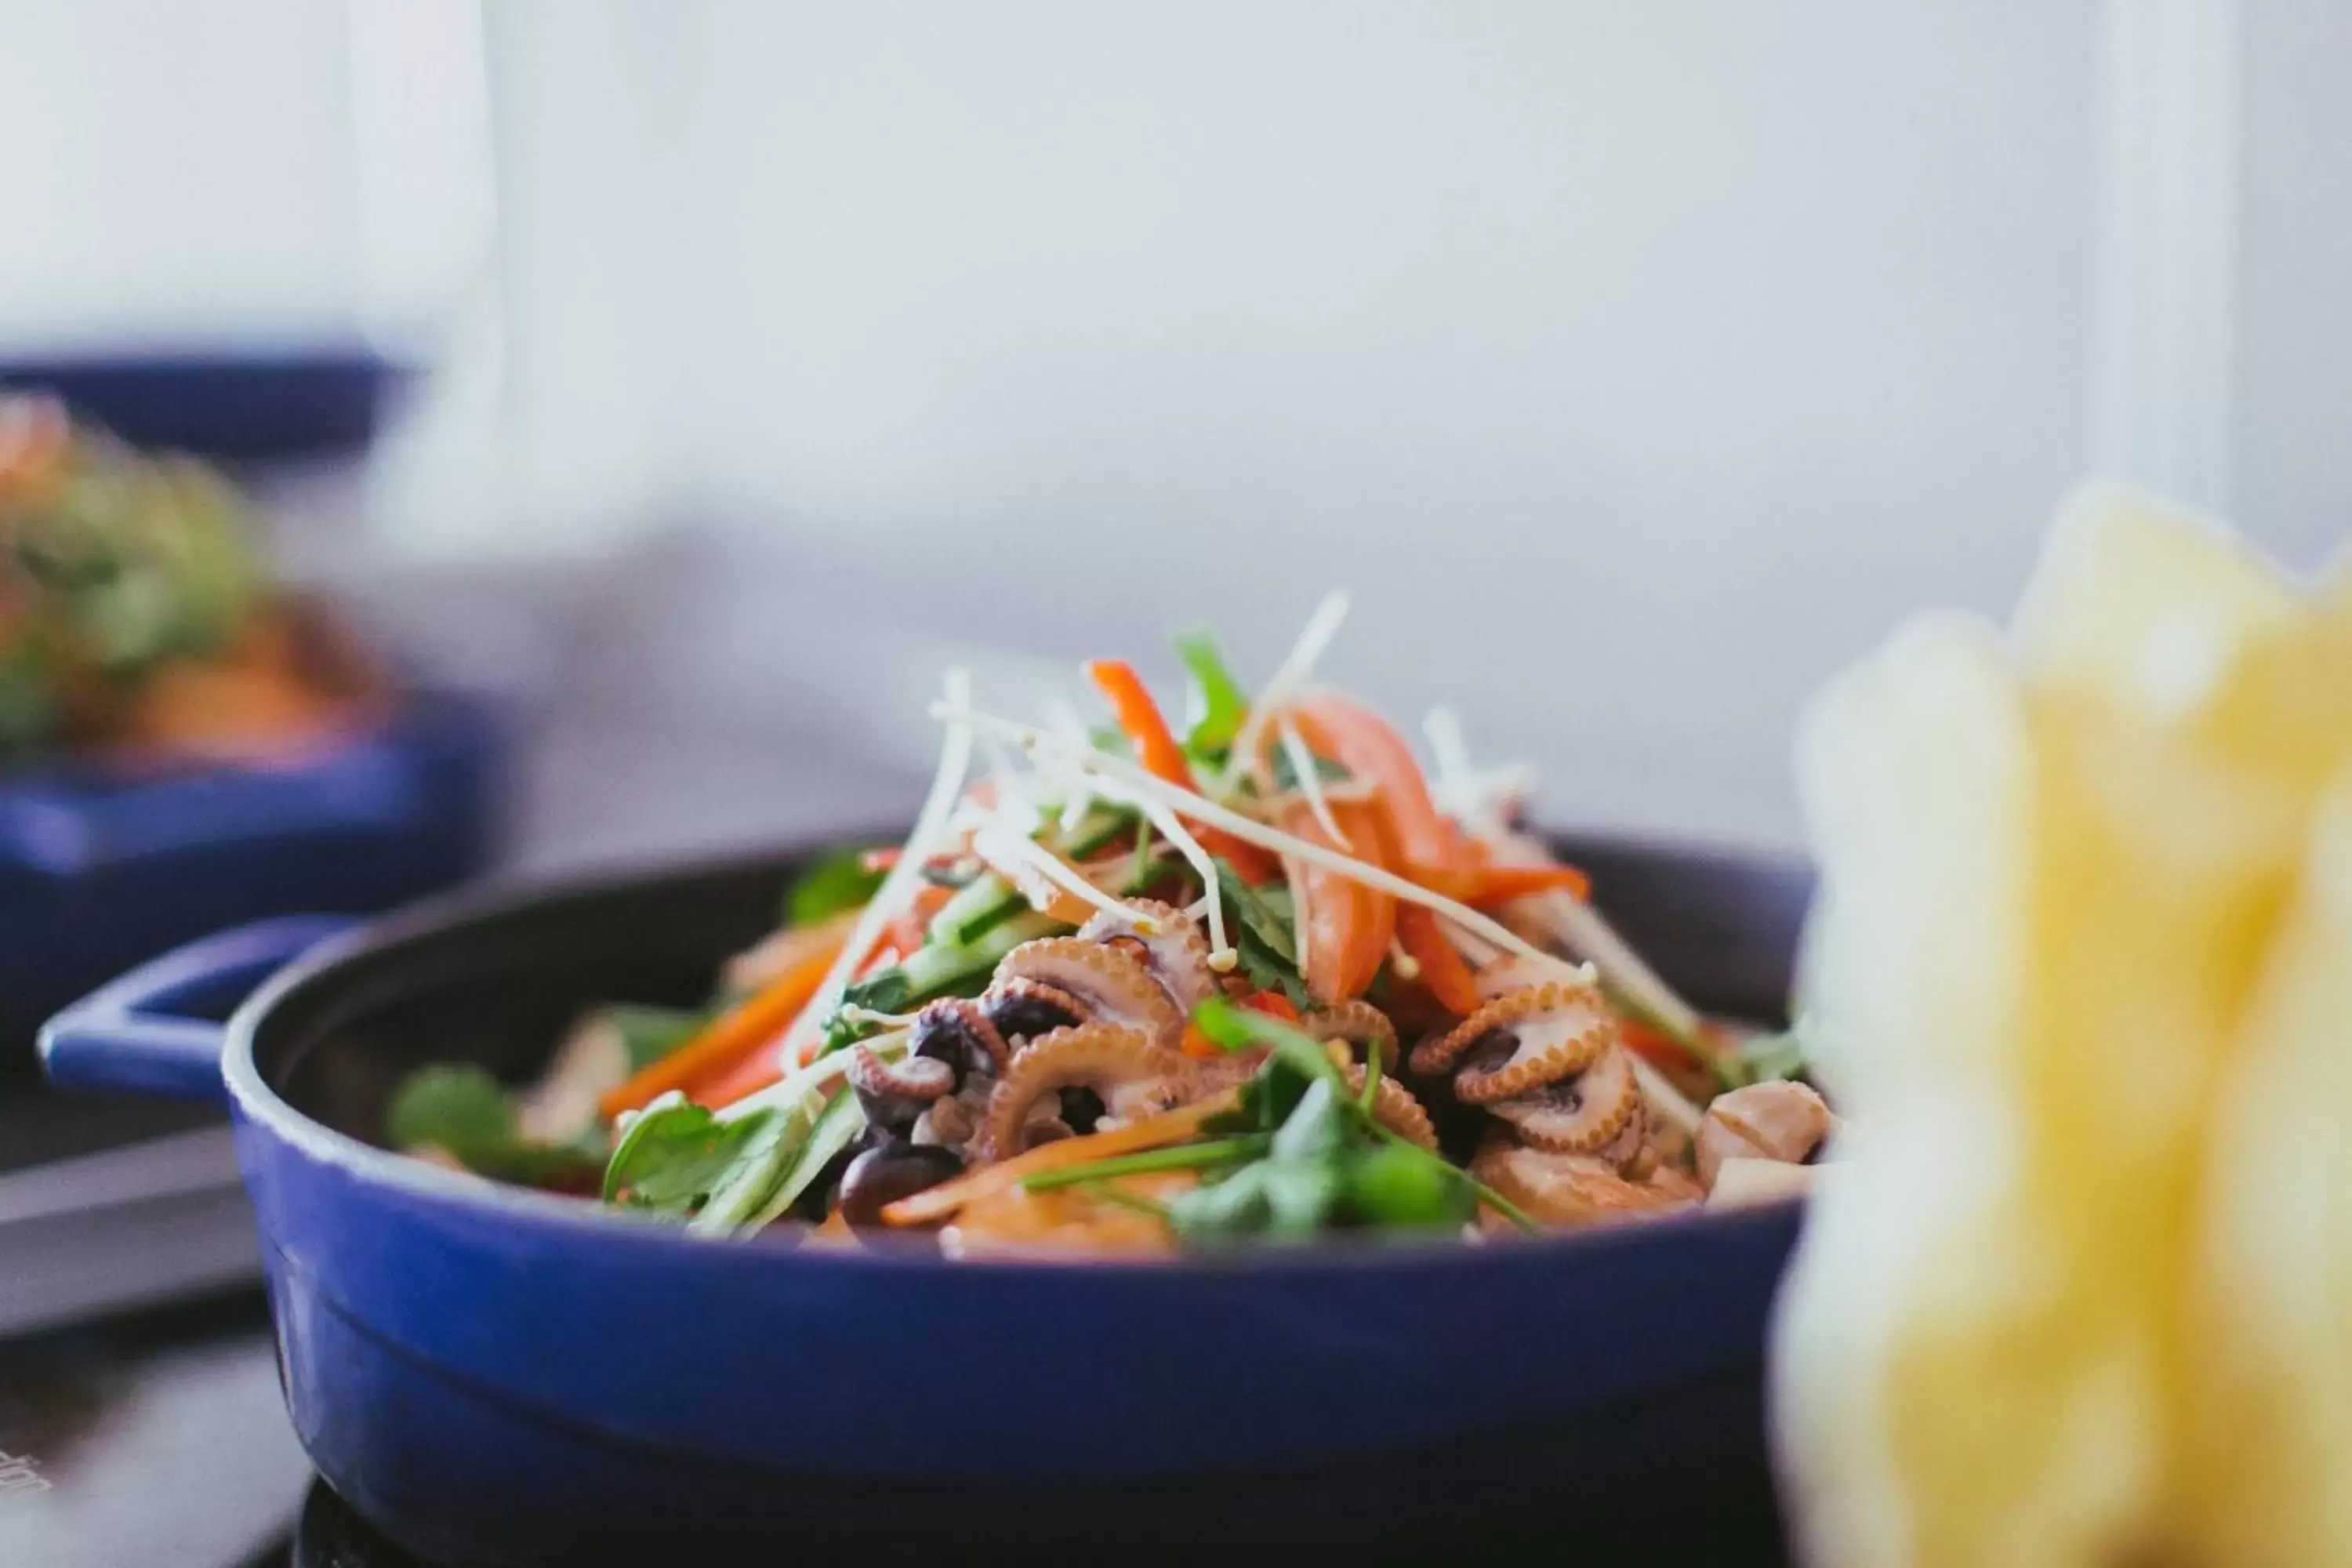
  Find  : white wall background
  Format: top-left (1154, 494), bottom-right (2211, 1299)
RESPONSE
top-left (2238, 0), bottom-right (2352, 557)
top-left (472, 0), bottom-right (2103, 850)
top-left (4, 1), bottom-right (2341, 859)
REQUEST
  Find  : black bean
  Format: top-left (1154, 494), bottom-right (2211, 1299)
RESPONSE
top-left (837, 1143), bottom-right (966, 1229)
top-left (1058, 1086), bottom-right (1107, 1135)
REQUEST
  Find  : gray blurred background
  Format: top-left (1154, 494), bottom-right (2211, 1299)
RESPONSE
top-left (5, 0), bottom-right (2343, 863)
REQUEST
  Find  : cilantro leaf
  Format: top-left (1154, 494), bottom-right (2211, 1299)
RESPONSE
top-left (1344, 1143), bottom-right (1474, 1229)
top-left (1166, 1165), bottom-right (1272, 1243)
top-left (387, 1064), bottom-right (511, 1152)
top-left (1218, 859), bottom-right (1298, 964)
top-left (1259, 1160), bottom-right (1344, 1239)
top-left (602, 1098), bottom-right (773, 1210)
top-left (1232, 928), bottom-right (1311, 1011)
top-left (1269, 1077), bottom-right (1352, 1163)
top-left (387, 1065), bottom-right (604, 1191)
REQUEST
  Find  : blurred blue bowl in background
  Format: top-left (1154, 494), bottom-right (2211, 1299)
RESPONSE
top-left (0, 350), bottom-right (405, 463)
top-left (0, 693), bottom-right (504, 1053)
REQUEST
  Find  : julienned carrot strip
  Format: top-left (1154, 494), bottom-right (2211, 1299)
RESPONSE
top-left (697, 1048), bottom-right (783, 1111)
top-left (880, 1091), bottom-right (1240, 1226)
top-left (1463, 863), bottom-right (1592, 906)
top-left (596, 938), bottom-right (845, 1121)
top-left (1396, 904), bottom-right (1479, 1016)
top-left (1087, 659), bottom-right (1192, 782)
top-left (1087, 659), bottom-right (1279, 885)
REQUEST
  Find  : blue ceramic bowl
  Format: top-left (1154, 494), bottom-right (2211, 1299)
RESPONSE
top-left (42, 835), bottom-right (1812, 1567)
top-left (1, 693), bottom-right (502, 1053)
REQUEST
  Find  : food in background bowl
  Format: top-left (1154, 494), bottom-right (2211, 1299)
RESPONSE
top-left (388, 597), bottom-right (1831, 1253)
top-left (0, 391), bottom-right (381, 768)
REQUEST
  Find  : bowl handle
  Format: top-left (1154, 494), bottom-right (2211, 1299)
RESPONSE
top-left (38, 915), bottom-right (355, 1101)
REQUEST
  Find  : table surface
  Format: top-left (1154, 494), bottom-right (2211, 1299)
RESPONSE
top-left (0, 1293), bottom-right (306, 1568)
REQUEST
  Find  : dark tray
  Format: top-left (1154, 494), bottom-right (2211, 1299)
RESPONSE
top-left (0, 350), bottom-right (405, 463)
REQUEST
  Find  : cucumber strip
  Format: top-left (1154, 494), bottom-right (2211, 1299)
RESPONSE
top-left (1057, 805), bottom-right (1136, 860)
top-left (1117, 847), bottom-right (1181, 897)
top-left (742, 1089), bottom-right (866, 1232)
top-left (928, 873), bottom-right (1021, 945)
top-left (688, 1087), bottom-right (833, 1235)
top-left (931, 809), bottom-right (1137, 946)
top-left (900, 909), bottom-right (1065, 1000)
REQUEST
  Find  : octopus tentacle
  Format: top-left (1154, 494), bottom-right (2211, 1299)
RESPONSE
top-left (1410, 978), bottom-right (1606, 1078)
top-left (1302, 1000), bottom-right (1399, 1072)
top-left (1485, 1046), bottom-right (1642, 1155)
top-left (975, 1024), bottom-right (1196, 1162)
top-left (846, 1045), bottom-right (956, 1133)
top-left (1187, 1046), bottom-right (1269, 1098)
top-left (1339, 1062), bottom-right (1439, 1151)
top-left (910, 997), bottom-right (1012, 1080)
top-left (1077, 898), bottom-right (1218, 1013)
top-left (989, 938), bottom-right (1185, 1047)
top-left (1424, 982), bottom-right (1617, 1103)
top-left (978, 978), bottom-right (1087, 1056)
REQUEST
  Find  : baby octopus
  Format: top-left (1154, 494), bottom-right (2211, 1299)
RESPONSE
top-left (975, 1023), bottom-right (1199, 1163)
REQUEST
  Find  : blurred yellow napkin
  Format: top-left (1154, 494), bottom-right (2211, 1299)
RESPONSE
top-left (1773, 485), bottom-right (2352, 1567)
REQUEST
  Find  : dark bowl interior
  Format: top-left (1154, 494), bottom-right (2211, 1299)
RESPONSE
top-left (253, 829), bottom-right (1812, 1160)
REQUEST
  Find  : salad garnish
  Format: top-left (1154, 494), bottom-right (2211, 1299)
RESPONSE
top-left (385, 597), bottom-right (1832, 1251)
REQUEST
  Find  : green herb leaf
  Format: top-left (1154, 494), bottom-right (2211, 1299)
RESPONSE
top-left (1367, 1121), bottom-right (1541, 1233)
top-left (1166, 1165), bottom-right (1272, 1242)
top-left (1270, 1077), bottom-right (1352, 1163)
top-left (686, 1086), bottom-right (863, 1235)
top-left (1260, 1160), bottom-right (1344, 1238)
top-left (1231, 927), bottom-right (1311, 1010)
top-left (601, 1098), bottom-right (772, 1210)
top-left (387, 1064), bottom-right (513, 1152)
top-left (1218, 858), bottom-right (1298, 965)
top-left (784, 846), bottom-right (891, 927)
top-left (1345, 1142), bottom-right (1474, 1230)
top-left (387, 1065), bottom-right (605, 1191)
top-left (1191, 997), bottom-right (1350, 1095)
top-left (1204, 1053), bottom-right (1313, 1137)
top-left (725, 1087), bottom-right (868, 1233)
top-left (1174, 629), bottom-right (1250, 753)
